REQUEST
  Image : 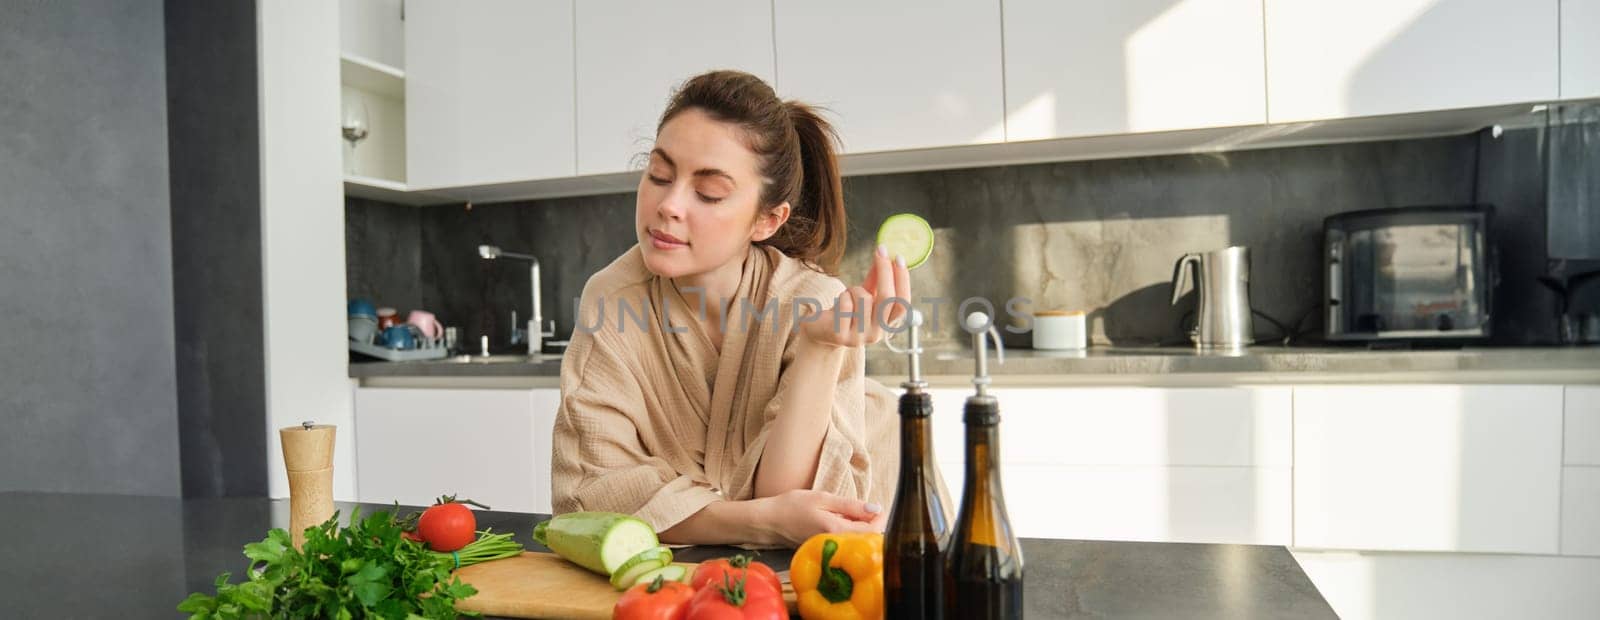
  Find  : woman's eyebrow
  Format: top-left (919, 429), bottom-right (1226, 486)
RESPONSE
top-left (652, 148), bottom-right (736, 186)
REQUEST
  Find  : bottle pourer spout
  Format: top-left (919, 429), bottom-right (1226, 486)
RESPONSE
top-left (887, 309), bottom-right (926, 389)
top-left (966, 311), bottom-right (1005, 397)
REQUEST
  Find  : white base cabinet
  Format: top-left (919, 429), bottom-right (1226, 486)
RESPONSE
top-left (1292, 385), bottom-right (1564, 554)
top-left (1292, 550), bottom-right (1600, 620)
top-left (927, 386), bottom-right (1292, 544)
top-left (354, 387), bottom-right (560, 513)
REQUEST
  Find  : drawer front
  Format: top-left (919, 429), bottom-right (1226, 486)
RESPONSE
top-left (929, 387), bottom-right (1291, 468)
top-left (355, 388), bottom-right (550, 513)
top-left (938, 462), bottom-right (1291, 544)
top-left (1565, 386), bottom-right (1600, 465)
top-left (1294, 385), bottom-right (1563, 553)
top-left (1563, 466), bottom-right (1600, 556)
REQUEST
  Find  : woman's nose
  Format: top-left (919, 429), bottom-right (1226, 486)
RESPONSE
top-left (655, 187), bottom-right (687, 220)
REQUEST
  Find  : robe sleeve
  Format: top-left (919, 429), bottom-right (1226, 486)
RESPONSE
top-left (806, 343), bottom-right (878, 500)
top-left (549, 313), bottom-right (720, 532)
top-left (725, 326), bottom-right (885, 505)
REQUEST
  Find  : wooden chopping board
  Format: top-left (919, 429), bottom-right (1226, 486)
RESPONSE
top-left (454, 552), bottom-right (797, 619)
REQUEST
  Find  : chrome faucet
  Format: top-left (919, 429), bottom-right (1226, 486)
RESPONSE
top-left (478, 245), bottom-right (554, 355)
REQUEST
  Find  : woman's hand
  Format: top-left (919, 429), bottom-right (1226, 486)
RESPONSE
top-left (801, 244), bottom-right (912, 349)
top-left (758, 489), bottom-right (885, 547)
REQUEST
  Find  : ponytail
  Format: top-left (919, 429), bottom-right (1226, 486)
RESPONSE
top-left (657, 71), bottom-right (848, 275)
top-left (773, 102), bottom-right (846, 274)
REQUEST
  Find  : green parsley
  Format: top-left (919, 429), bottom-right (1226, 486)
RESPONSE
top-left (178, 507), bottom-right (479, 619)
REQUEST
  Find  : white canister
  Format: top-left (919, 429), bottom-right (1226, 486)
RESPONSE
top-left (1033, 310), bottom-right (1088, 350)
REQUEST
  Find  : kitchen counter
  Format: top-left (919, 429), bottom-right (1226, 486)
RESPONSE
top-left (0, 492), bottom-right (1336, 619)
top-left (350, 345), bottom-right (1600, 386)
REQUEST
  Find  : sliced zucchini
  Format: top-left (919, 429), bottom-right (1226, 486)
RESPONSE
top-left (876, 213), bottom-right (935, 270)
top-left (633, 564), bottom-right (689, 587)
top-left (532, 512), bottom-right (659, 576)
top-left (609, 547), bottom-right (674, 591)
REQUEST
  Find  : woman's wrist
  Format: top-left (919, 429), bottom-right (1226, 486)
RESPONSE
top-left (661, 497), bottom-right (782, 547)
top-left (794, 333), bottom-right (850, 363)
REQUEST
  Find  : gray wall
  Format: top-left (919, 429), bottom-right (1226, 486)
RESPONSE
top-left (349, 131), bottom-right (1587, 350)
top-left (346, 196), bottom-right (423, 315)
top-left (167, 0), bottom-right (266, 497)
top-left (0, 0), bottom-right (181, 495)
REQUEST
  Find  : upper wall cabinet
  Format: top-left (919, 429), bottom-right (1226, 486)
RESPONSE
top-left (575, 1), bottom-right (775, 176)
top-left (1004, 0), bottom-right (1266, 141)
top-left (405, 0), bottom-right (575, 189)
top-left (1265, 0), bottom-right (1559, 123)
top-left (340, 0), bottom-right (404, 69)
top-left (1564, 0), bottom-right (1600, 98)
top-left (773, 0), bottom-right (1005, 153)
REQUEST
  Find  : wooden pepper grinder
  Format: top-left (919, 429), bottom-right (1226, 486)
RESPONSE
top-left (279, 421), bottom-right (336, 549)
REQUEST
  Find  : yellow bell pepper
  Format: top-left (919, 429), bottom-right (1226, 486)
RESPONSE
top-left (791, 532), bottom-right (884, 620)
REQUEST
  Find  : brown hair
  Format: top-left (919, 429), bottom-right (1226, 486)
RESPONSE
top-left (656, 70), bottom-right (846, 275)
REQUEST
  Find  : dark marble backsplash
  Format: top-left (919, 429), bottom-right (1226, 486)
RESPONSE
top-left (347, 130), bottom-right (1597, 352)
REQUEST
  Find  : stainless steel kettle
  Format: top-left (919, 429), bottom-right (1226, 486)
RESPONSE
top-left (1170, 246), bottom-right (1254, 350)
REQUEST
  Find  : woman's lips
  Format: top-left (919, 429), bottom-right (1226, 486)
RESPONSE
top-left (648, 229), bottom-right (688, 250)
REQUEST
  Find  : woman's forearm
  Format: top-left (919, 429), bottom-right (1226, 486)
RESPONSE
top-left (659, 497), bottom-right (778, 546)
top-left (754, 339), bottom-right (848, 497)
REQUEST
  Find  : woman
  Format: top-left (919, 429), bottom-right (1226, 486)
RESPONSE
top-left (550, 70), bottom-right (910, 547)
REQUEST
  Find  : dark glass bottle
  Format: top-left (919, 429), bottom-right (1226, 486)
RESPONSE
top-left (945, 313), bottom-right (1023, 619)
top-left (884, 391), bottom-right (951, 619)
top-left (884, 310), bottom-right (951, 619)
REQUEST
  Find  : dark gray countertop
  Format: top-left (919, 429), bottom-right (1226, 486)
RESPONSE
top-left (0, 492), bottom-right (1336, 619)
top-left (350, 344), bottom-right (1600, 385)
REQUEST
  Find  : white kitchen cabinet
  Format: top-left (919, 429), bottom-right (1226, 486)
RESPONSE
top-left (340, 0), bottom-right (404, 70)
top-left (354, 387), bottom-right (561, 513)
top-left (772, 0), bottom-right (1005, 153)
top-left (1293, 385), bottom-right (1564, 554)
top-left (574, 1), bottom-right (774, 176)
top-left (1264, 0), bottom-right (1559, 123)
top-left (1565, 385), bottom-right (1600, 465)
top-left (1563, 466), bottom-right (1600, 556)
top-left (404, 0), bottom-right (574, 188)
top-left (1292, 550), bottom-right (1600, 620)
top-left (993, 465), bottom-right (1292, 544)
top-left (1003, 0), bottom-right (1266, 140)
top-left (927, 386), bottom-right (1292, 468)
top-left (927, 386), bottom-right (1292, 544)
top-left (1564, 0), bottom-right (1600, 98)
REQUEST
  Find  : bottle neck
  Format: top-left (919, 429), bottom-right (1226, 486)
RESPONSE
top-left (962, 422), bottom-right (1002, 490)
top-left (961, 396), bottom-right (1006, 507)
top-left (898, 392), bottom-right (936, 471)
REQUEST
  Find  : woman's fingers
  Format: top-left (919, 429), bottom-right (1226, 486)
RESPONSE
top-left (828, 516), bottom-right (883, 534)
top-left (863, 246), bottom-right (883, 296)
top-left (890, 254), bottom-right (912, 325)
top-left (845, 285), bottom-right (875, 343)
top-left (872, 249), bottom-right (897, 327)
top-left (819, 492), bottom-right (881, 522)
top-left (831, 287), bottom-right (855, 344)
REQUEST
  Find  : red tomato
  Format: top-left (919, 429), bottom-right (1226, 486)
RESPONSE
top-left (690, 556), bottom-right (781, 599)
top-left (417, 501), bottom-right (476, 552)
top-left (685, 575), bottom-right (786, 620)
top-left (613, 575), bottom-right (695, 620)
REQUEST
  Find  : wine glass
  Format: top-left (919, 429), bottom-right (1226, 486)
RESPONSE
top-left (341, 96), bottom-right (370, 175)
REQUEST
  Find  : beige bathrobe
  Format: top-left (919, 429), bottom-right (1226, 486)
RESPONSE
top-left (550, 244), bottom-right (900, 532)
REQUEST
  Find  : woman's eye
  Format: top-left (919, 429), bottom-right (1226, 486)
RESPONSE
top-left (697, 193), bottom-right (725, 204)
top-left (647, 175), bottom-right (670, 186)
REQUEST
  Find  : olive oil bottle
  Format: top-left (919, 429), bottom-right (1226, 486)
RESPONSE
top-left (884, 311), bottom-right (951, 619)
top-left (945, 312), bottom-right (1024, 619)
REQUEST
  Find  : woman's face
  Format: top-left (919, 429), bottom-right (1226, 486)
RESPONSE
top-left (636, 107), bottom-right (787, 279)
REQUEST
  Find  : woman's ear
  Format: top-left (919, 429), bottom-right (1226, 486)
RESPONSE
top-left (751, 201), bottom-right (791, 242)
